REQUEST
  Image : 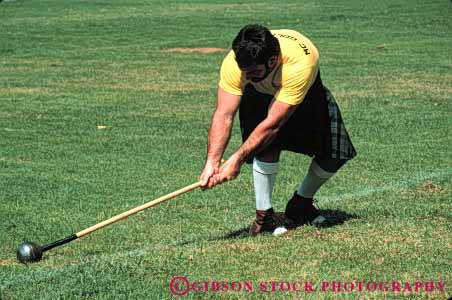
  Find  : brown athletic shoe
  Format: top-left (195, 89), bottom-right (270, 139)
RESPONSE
top-left (284, 192), bottom-right (324, 228)
top-left (249, 208), bottom-right (281, 236)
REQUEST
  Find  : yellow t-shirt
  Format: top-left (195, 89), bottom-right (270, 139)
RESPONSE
top-left (219, 29), bottom-right (319, 105)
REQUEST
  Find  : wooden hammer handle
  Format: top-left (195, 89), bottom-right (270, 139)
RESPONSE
top-left (76, 181), bottom-right (201, 238)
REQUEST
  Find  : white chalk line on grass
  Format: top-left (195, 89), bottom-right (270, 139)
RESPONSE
top-left (320, 166), bottom-right (452, 205)
top-left (1, 166), bottom-right (451, 289)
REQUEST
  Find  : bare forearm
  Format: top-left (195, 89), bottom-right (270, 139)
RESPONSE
top-left (206, 111), bottom-right (233, 165)
top-left (234, 122), bottom-right (279, 164)
top-left (233, 100), bottom-right (297, 164)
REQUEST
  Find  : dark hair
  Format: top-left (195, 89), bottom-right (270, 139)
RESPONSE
top-left (232, 24), bottom-right (280, 69)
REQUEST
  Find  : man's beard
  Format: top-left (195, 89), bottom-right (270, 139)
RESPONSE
top-left (250, 65), bottom-right (273, 82)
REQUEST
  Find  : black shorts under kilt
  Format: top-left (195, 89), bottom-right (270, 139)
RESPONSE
top-left (239, 72), bottom-right (357, 164)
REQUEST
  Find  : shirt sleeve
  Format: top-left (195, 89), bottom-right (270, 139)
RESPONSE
top-left (218, 51), bottom-right (243, 96)
top-left (274, 63), bottom-right (319, 106)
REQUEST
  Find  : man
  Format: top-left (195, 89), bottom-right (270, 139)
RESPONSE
top-left (199, 24), bottom-right (356, 235)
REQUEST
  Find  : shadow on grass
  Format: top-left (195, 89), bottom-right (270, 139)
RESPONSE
top-left (220, 209), bottom-right (360, 240)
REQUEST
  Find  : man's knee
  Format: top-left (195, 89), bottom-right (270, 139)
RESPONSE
top-left (314, 157), bottom-right (350, 173)
top-left (256, 147), bottom-right (281, 163)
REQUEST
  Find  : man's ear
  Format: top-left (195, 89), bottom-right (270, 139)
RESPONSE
top-left (267, 56), bottom-right (278, 68)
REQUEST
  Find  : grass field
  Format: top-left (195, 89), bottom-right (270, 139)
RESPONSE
top-left (1, 0), bottom-right (451, 299)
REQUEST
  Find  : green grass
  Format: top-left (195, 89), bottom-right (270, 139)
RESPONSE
top-left (0, 0), bottom-right (451, 299)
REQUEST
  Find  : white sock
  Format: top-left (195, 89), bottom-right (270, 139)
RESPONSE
top-left (253, 158), bottom-right (278, 210)
top-left (297, 159), bottom-right (335, 198)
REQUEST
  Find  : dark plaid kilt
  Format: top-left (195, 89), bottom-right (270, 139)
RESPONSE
top-left (239, 72), bottom-right (357, 164)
